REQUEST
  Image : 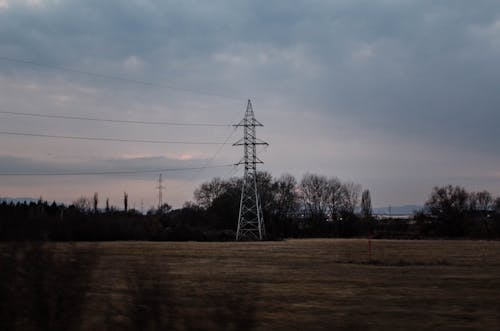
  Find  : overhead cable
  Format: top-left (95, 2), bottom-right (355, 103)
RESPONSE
top-left (0, 55), bottom-right (243, 101)
top-left (0, 164), bottom-right (234, 176)
top-left (167, 126), bottom-right (238, 191)
top-left (0, 131), bottom-right (224, 145)
top-left (0, 110), bottom-right (232, 127)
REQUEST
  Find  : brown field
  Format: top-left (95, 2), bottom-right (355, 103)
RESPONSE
top-left (1, 239), bottom-right (500, 330)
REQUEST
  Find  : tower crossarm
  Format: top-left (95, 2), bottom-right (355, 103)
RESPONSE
top-left (232, 139), bottom-right (268, 146)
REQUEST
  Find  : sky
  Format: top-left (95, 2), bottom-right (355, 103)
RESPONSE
top-left (1, 0), bottom-right (500, 210)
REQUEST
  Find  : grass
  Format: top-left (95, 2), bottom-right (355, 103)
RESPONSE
top-left (1, 239), bottom-right (500, 330)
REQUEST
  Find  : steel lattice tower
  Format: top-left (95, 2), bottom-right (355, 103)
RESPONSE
top-left (157, 174), bottom-right (165, 209)
top-left (233, 99), bottom-right (268, 240)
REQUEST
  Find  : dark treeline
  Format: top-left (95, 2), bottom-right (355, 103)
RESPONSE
top-left (1, 173), bottom-right (500, 240)
top-left (416, 185), bottom-right (500, 238)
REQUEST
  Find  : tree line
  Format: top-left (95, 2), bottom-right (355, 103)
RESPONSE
top-left (1, 173), bottom-right (500, 240)
top-left (416, 185), bottom-right (500, 238)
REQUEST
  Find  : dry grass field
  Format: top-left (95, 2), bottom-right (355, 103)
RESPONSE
top-left (1, 239), bottom-right (500, 330)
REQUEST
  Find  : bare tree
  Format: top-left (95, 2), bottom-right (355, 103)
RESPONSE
top-left (474, 190), bottom-right (493, 236)
top-left (338, 182), bottom-right (361, 215)
top-left (426, 185), bottom-right (468, 217)
top-left (468, 192), bottom-right (478, 212)
top-left (326, 177), bottom-right (343, 220)
top-left (256, 171), bottom-right (274, 212)
top-left (425, 185), bottom-right (469, 236)
top-left (495, 197), bottom-right (500, 213)
top-left (194, 177), bottom-right (226, 209)
top-left (476, 191), bottom-right (493, 212)
top-left (272, 173), bottom-right (298, 219)
top-left (299, 173), bottom-right (329, 220)
top-left (72, 196), bottom-right (91, 213)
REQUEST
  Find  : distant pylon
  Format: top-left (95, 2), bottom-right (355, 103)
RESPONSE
top-left (157, 174), bottom-right (165, 209)
top-left (233, 99), bottom-right (268, 240)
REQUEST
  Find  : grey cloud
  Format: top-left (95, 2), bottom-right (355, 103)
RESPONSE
top-left (1, 0), bottom-right (500, 206)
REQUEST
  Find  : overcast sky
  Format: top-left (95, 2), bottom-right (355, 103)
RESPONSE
top-left (1, 0), bottom-right (500, 209)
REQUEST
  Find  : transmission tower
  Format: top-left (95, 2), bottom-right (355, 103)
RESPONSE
top-left (233, 99), bottom-right (268, 240)
top-left (157, 174), bottom-right (165, 209)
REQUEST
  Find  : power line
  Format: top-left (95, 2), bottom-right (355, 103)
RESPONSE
top-left (223, 164), bottom-right (240, 179)
top-left (0, 110), bottom-right (233, 127)
top-left (0, 131), bottom-right (225, 145)
top-left (0, 55), bottom-right (243, 101)
top-left (167, 126), bottom-right (238, 192)
top-left (201, 126), bottom-right (237, 168)
top-left (168, 125), bottom-right (240, 191)
top-left (0, 164), bottom-right (233, 176)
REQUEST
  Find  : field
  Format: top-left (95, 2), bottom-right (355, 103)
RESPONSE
top-left (1, 239), bottom-right (500, 330)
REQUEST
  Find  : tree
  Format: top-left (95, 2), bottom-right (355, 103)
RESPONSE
top-left (255, 171), bottom-right (274, 215)
top-left (494, 197), bottom-right (500, 236)
top-left (124, 192), bottom-right (128, 212)
top-left (474, 190), bottom-right (493, 237)
top-left (361, 189), bottom-right (373, 219)
top-left (157, 203), bottom-right (172, 215)
top-left (425, 185), bottom-right (469, 237)
top-left (72, 196), bottom-right (91, 213)
top-left (268, 173), bottom-right (299, 238)
top-left (426, 185), bottom-right (468, 218)
top-left (326, 177), bottom-right (343, 221)
top-left (476, 191), bottom-right (493, 212)
top-left (272, 173), bottom-right (298, 219)
top-left (468, 192), bottom-right (478, 212)
top-left (93, 192), bottom-right (99, 214)
top-left (495, 197), bottom-right (500, 214)
top-left (207, 177), bottom-right (242, 229)
top-left (194, 177), bottom-right (226, 209)
top-left (338, 182), bottom-right (361, 216)
top-left (299, 173), bottom-right (329, 221)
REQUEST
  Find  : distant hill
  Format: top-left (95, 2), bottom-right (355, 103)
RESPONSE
top-left (372, 205), bottom-right (422, 215)
top-left (0, 197), bottom-right (40, 204)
